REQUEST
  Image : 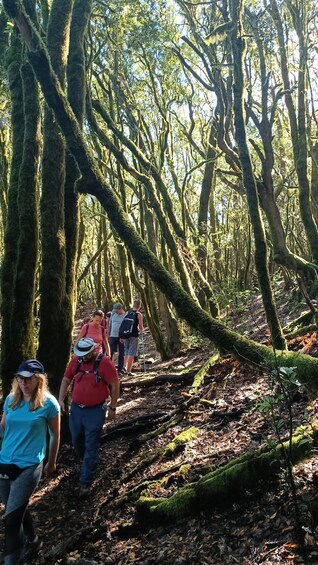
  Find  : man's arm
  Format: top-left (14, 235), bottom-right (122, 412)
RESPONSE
top-left (58, 376), bottom-right (72, 412)
top-left (107, 379), bottom-right (120, 421)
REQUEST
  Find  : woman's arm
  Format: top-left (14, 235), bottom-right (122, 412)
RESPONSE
top-left (0, 412), bottom-right (6, 438)
top-left (103, 335), bottom-right (110, 356)
top-left (44, 413), bottom-right (60, 476)
top-left (102, 327), bottom-right (110, 356)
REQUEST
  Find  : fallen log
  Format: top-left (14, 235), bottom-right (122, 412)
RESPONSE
top-left (120, 368), bottom-right (199, 388)
top-left (136, 419), bottom-right (318, 525)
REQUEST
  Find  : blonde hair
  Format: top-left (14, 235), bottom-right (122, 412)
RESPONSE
top-left (9, 373), bottom-right (49, 411)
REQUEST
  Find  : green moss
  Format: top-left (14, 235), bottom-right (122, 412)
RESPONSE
top-left (164, 427), bottom-right (200, 457)
top-left (189, 353), bottom-right (219, 394)
top-left (178, 464), bottom-right (190, 479)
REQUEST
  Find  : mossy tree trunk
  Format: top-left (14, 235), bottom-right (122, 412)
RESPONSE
top-left (37, 0), bottom-right (72, 395)
top-left (10, 57), bottom-right (40, 364)
top-left (101, 215), bottom-right (112, 304)
top-left (197, 120), bottom-right (218, 309)
top-left (229, 0), bottom-right (286, 351)
top-left (5, 0), bottom-right (318, 393)
top-left (144, 203), bottom-right (172, 359)
top-left (0, 32), bottom-right (24, 394)
top-left (63, 0), bottom-right (93, 344)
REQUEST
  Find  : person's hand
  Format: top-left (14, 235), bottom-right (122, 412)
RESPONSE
top-left (43, 462), bottom-right (56, 476)
top-left (106, 407), bottom-right (116, 421)
top-left (58, 399), bottom-right (65, 413)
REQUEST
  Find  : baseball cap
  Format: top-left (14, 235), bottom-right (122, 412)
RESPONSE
top-left (16, 359), bottom-right (45, 378)
top-left (113, 302), bottom-right (123, 311)
top-left (74, 338), bottom-right (97, 357)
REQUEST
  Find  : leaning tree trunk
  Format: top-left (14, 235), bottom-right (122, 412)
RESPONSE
top-left (5, 0), bottom-right (318, 393)
top-left (229, 0), bottom-right (286, 351)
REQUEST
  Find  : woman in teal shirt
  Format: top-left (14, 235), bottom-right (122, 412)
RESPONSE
top-left (0, 359), bottom-right (60, 565)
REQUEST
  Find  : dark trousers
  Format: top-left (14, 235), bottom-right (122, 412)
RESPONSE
top-left (0, 463), bottom-right (42, 563)
top-left (109, 336), bottom-right (124, 372)
top-left (69, 402), bottom-right (107, 484)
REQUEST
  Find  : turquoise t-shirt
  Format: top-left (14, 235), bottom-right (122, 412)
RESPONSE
top-left (0, 392), bottom-right (60, 468)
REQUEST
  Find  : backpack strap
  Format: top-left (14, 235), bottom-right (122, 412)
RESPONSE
top-left (93, 352), bottom-right (105, 383)
top-left (75, 353), bottom-right (106, 384)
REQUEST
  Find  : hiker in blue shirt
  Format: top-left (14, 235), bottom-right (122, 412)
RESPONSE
top-left (108, 303), bottom-right (126, 375)
top-left (0, 359), bottom-right (60, 565)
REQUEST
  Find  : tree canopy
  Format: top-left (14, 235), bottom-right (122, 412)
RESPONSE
top-left (0, 0), bottom-right (318, 394)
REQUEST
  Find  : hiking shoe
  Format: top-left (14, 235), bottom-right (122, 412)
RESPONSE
top-left (23, 534), bottom-right (43, 560)
top-left (127, 372), bottom-right (135, 377)
top-left (79, 483), bottom-right (91, 499)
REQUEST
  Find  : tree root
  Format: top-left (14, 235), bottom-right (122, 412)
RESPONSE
top-left (100, 411), bottom-right (167, 442)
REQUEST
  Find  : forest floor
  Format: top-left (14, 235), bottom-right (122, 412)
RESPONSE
top-left (8, 286), bottom-right (318, 565)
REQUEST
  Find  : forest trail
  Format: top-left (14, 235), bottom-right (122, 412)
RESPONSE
top-left (7, 299), bottom-right (318, 565)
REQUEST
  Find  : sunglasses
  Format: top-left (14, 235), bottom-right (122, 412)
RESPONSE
top-left (16, 375), bottom-right (35, 383)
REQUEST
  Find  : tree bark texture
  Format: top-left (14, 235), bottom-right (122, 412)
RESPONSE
top-left (10, 59), bottom-right (40, 363)
top-left (0, 32), bottom-right (23, 394)
top-left (37, 0), bottom-right (73, 394)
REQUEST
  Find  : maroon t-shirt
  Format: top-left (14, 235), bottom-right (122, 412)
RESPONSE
top-left (64, 355), bottom-right (117, 406)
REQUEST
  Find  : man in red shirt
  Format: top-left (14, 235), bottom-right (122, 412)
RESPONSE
top-left (58, 338), bottom-right (119, 498)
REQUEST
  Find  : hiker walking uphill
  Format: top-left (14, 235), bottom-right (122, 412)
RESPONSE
top-left (76, 309), bottom-right (110, 356)
top-left (119, 299), bottom-right (144, 377)
top-left (108, 303), bottom-right (126, 375)
top-left (58, 338), bottom-right (119, 499)
top-left (0, 360), bottom-right (60, 565)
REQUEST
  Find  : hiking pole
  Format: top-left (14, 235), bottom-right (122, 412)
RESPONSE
top-left (141, 332), bottom-right (146, 373)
